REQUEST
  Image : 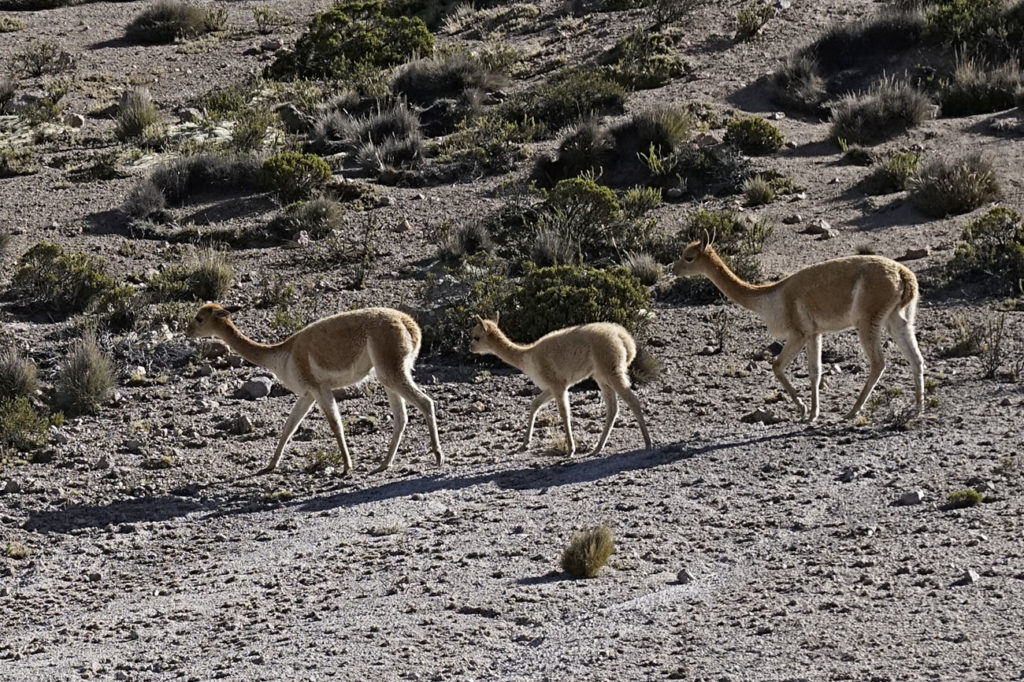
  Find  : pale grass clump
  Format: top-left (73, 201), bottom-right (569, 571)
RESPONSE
top-left (673, 240), bottom-right (924, 422)
top-left (561, 524), bottom-right (614, 579)
top-left (469, 317), bottom-right (652, 457)
top-left (187, 304), bottom-right (442, 474)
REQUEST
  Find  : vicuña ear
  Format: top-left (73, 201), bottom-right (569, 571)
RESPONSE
top-left (221, 303), bottom-right (242, 314)
top-left (493, 310), bottom-right (500, 324)
top-left (474, 314), bottom-right (485, 325)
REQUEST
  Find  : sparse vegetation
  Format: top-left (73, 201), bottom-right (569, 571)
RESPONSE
top-left (742, 175), bottom-right (775, 205)
top-left (14, 41), bottom-right (71, 78)
top-left (908, 153), bottom-right (1000, 218)
top-left (863, 151), bottom-right (921, 195)
top-left (947, 207), bottom-right (1024, 295)
top-left (735, 2), bottom-right (773, 41)
top-left (724, 116), bottom-right (784, 155)
top-left (945, 488), bottom-right (983, 509)
top-left (769, 55), bottom-right (826, 116)
top-left (500, 68), bottom-right (627, 134)
top-left (560, 524), bottom-right (614, 579)
top-left (10, 242), bottom-right (115, 313)
top-left (53, 333), bottom-right (114, 418)
top-left (149, 251), bottom-right (234, 302)
top-left (830, 78), bottom-right (933, 145)
top-left (940, 57), bottom-right (1024, 117)
top-left (125, 0), bottom-right (226, 44)
top-left (602, 28), bottom-right (683, 90)
top-left (146, 152), bottom-right (263, 207)
top-left (262, 152), bottom-right (333, 203)
top-left (0, 396), bottom-right (49, 457)
top-left (622, 251), bottom-right (662, 285)
top-left (0, 347), bottom-right (38, 401)
top-left (262, 197), bottom-right (345, 242)
top-left (115, 87), bottom-right (163, 142)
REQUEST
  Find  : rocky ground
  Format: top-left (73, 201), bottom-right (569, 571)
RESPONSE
top-left (1, 0), bottom-right (1023, 680)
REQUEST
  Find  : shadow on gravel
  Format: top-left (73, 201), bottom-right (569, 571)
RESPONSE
top-left (23, 429), bottom-right (835, 534)
top-left (296, 429), bottom-right (808, 515)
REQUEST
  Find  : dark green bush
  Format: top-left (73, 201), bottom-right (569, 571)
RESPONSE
top-left (0, 347), bottom-right (38, 401)
top-left (53, 333), bottom-right (113, 417)
top-left (125, 0), bottom-right (226, 44)
top-left (830, 78), bottom-right (933, 145)
top-left (947, 206), bottom-right (1024, 295)
top-left (724, 116), bottom-right (784, 155)
top-left (93, 284), bottom-right (142, 332)
top-left (945, 488), bottom-right (984, 509)
top-left (602, 29), bottom-right (684, 90)
top-left (801, 10), bottom-right (926, 75)
top-left (149, 251), bottom-right (234, 302)
top-left (940, 57), bottom-right (1023, 117)
top-left (560, 525), bottom-right (614, 579)
top-left (262, 152), bottom-right (332, 203)
top-left (436, 114), bottom-right (541, 177)
top-left (198, 82), bottom-right (254, 120)
top-left (266, 1), bottom-right (433, 80)
top-left (0, 396), bottom-right (49, 455)
top-left (925, 0), bottom-right (1003, 46)
top-left (504, 263), bottom-right (651, 342)
top-left (909, 153), bottom-right (1000, 218)
top-left (11, 242), bottom-right (115, 313)
top-left (500, 68), bottom-right (626, 134)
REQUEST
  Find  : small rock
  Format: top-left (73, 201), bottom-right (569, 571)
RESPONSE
top-left (958, 569), bottom-right (981, 586)
top-left (2, 479), bottom-right (21, 495)
top-left (900, 247), bottom-right (930, 261)
top-left (242, 45), bottom-right (261, 56)
top-left (769, 111), bottom-right (785, 120)
top-left (804, 218), bottom-right (832, 235)
top-left (897, 490), bottom-right (925, 506)
top-left (380, 196), bottom-right (395, 207)
top-left (676, 568), bottom-right (696, 584)
top-left (694, 131), bottom-right (723, 147)
top-left (230, 414), bottom-right (254, 435)
top-left (775, 0), bottom-right (791, 8)
top-left (838, 466), bottom-right (857, 483)
top-left (87, 571), bottom-right (102, 583)
top-left (260, 38), bottom-right (283, 52)
top-left (965, 477), bottom-right (996, 493)
top-left (63, 113), bottom-right (85, 128)
top-left (179, 107), bottom-right (204, 123)
top-left (94, 456), bottom-right (111, 471)
top-left (294, 230), bottom-right (311, 246)
top-left (394, 219), bottom-right (412, 234)
top-left (240, 376), bottom-right (273, 400)
top-left (277, 103), bottom-right (315, 134)
top-left (665, 187), bottom-right (685, 199)
top-left (817, 228), bottom-right (837, 240)
top-left (782, 214), bottom-right (802, 225)
top-left (740, 409), bottom-right (784, 425)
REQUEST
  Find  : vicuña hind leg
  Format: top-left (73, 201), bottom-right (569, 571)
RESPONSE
top-left (522, 388), bottom-right (553, 452)
top-left (847, 323), bottom-right (886, 419)
top-left (554, 388), bottom-right (576, 456)
top-left (385, 372), bottom-right (444, 467)
top-left (887, 314), bottom-right (925, 417)
top-left (374, 388), bottom-right (408, 473)
top-left (262, 393), bottom-right (315, 474)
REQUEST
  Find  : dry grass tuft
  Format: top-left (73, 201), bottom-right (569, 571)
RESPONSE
top-left (560, 524), bottom-right (614, 579)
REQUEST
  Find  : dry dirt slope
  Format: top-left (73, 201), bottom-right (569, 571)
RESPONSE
top-left (1, 0), bottom-right (1024, 680)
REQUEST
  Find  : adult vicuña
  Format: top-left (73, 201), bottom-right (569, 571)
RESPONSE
top-left (469, 316), bottom-right (652, 456)
top-left (672, 241), bottom-right (924, 422)
top-left (186, 303), bottom-right (443, 474)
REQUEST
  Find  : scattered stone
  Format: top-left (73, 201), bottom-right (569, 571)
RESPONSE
top-left (817, 228), bottom-right (837, 240)
top-left (242, 45), bottom-right (261, 56)
top-left (240, 376), bottom-right (273, 400)
top-left (804, 218), bottom-right (832, 235)
top-left (965, 477), bottom-right (996, 493)
top-left (900, 247), bottom-right (930, 261)
top-left (957, 569), bottom-right (981, 586)
top-left (676, 568), bottom-right (696, 584)
top-left (838, 466), bottom-right (857, 483)
top-left (87, 571), bottom-right (102, 583)
top-left (178, 107), bottom-right (204, 123)
top-left (647, 336), bottom-right (669, 348)
top-left (94, 456), bottom-right (111, 471)
top-left (260, 38), bottom-right (283, 52)
top-left (740, 409), bottom-right (784, 425)
top-left (394, 219), bottom-right (412, 234)
top-left (229, 414), bottom-right (254, 435)
top-left (775, 0), bottom-right (791, 8)
top-left (380, 196), bottom-right (395, 207)
top-left (782, 214), bottom-right (802, 225)
top-left (665, 187), bottom-right (685, 199)
top-left (694, 131), bottom-right (723, 147)
top-left (294, 230), bottom-right (311, 246)
top-left (277, 103), bottom-right (315, 134)
top-left (769, 111), bottom-right (785, 120)
top-left (2, 479), bottom-right (21, 495)
top-left (63, 113), bottom-right (85, 128)
top-left (897, 490), bottom-right (925, 506)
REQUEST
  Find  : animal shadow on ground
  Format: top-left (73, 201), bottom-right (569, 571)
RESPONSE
top-left (22, 430), bottom-right (813, 535)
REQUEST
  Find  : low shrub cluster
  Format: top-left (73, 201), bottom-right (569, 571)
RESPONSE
top-left (266, 0), bottom-right (433, 80)
top-left (10, 242), bottom-right (115, 313)
top-left (312, 100), bottom-right (424, 174)
top-left (262, 152), bottom-right (333, 203)
top-left (500, 68), bottom-right (627, 134)
top-left (125, 0), bottom-right (226, 44)
top-left (830, 78), bottom-right (933, 145)
top-left (863, 151), bottom-right (921, 195)
top-left (261, 197), bottom-right (346, 242)
top-left (601, 29), bottom-right (684, 91)
top-left (724, 116), bottom-right (784, 155)
top-left (908, 153), bottom-right (1000, 218)
top-left (52, 333), bottom-right (113, 418)
top-left (149, 251), bottom-right (234, 302)
top-left (939, 57), bottom-right (1023, 117)
top-left (947, 207), bottom-right (1024, 295)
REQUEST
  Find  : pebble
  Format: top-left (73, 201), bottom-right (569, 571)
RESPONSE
top-left (739, 409), bottom-right (784, 425)
top-left (897, 490), bottom-right (925, 506)
top-left (901, 247), bottom-right (930, 261)
top-left (676, 568), bottom-right (696, 584)
top-left (63, 113), bottom-right (85, 128)
top-left (394, 219), bottom-right (412, 233)
top-left (960, 569), bottom-right (980, 585)
top-left (2, 479), bottom-right (21, 494)
top-left (782, 214), bottom-right (802, 224)
top-left (240, 377), bottom-right (273, 400)
top-left (804, 218), bottom-right (832, 235)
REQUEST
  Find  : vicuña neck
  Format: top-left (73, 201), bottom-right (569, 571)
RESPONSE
top-left (702, 249), bottom-right (769, 314)
top-left (486, 328), bottom-right (530, 370)
top-left (216, 321), bottom-right (282, 372)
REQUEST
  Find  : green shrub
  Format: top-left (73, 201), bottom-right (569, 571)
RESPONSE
top-left (945, 488), bottom-right (983, 509)
top-left (262, 197), bottom-right (345, 242)
top-left (500, 68), bottom-right (627, 134)
top-left (0, 396), bottom-right (49, 455)
top-left (11, 242), bottom-right (115, 313)
top-left (742, 175), bottom-right (775, 205)
top-left (437, 114), bottom-right (541, 177)
top-left (93, 285), bottom-right (142, 332)
top-left (53, 333), bottom-right (113, 417)
top-left (925, 0), bottom-right (1003, 46)
top-left (149, 250), bottom-right (234, 302)
top-left (940, 57), bottom-right (1023, 117)
top-left (947, 207), bottom-right (1024, 295)
top-left (266, 1), bottom-right (433, 80)
top-left (0, 148), bottom-right (36, 178)
top-left (115, 87), bottom-right (162, 141)
top-left (19, 79), bottom-right (67, 126)
top-left (602, 28), bottom-right (683, 90)
top-left (262, 152), bottom-right (332, 203)
top-left (253, 5), bottom-right (292, 34)
top-left (909, 153), bottom-right (1000, 218)
top-left (197, 82), bottom-right (254, 120)
top-left (14, 41), bottom-right (71, 78)
top-left (560, 525), bottom-right (614, 579)
top-left (621, 186), bottom-right (662, 218)
top-left (504, 263), bottom-right (651, 342)
top-left (830, 78), bottom-right (933, 145)
top-left (735, 2), bottom-right (773, 41)
top-left (125, 0), bottom-right (226, 44)
top-left (392, 52), bottom-right (505, 106)
top-left (864, 151), bottom-right (921, 195)
top-left (0, 347), bottom-right (38, 401)
top-left (230, 106), bottom-right (274, 152)
top-left (724, 116), bottom-right (784, 155)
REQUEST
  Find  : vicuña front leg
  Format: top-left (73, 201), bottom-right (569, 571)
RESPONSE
top-left (375, 388), bottom-right (408, 474)
top-left (554, 389), bottom-right (576, 456)
top-left (805, 334), bottom-right (823, 422)
top-left (521, 388), bottom-right (553, 452)
top-left (846, 324), bottom-right (886, 419)
top-left (315, 387), bottom-right (354, 474)
top-left (262, 394), bottom-right (315, 474)
top-left (772, 335), bottom-right (808, 420)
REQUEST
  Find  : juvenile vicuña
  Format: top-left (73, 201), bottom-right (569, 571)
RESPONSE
top-left (187, 303), bottom-right (443, 474)
top-left (470, 316), bottom-right (652, 456)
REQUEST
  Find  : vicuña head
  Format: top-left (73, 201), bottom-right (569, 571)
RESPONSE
top-left (671, 238), bottom-right (924, 423)
top-left (468, 314), bottom-right (652, 457)
top-left (186, 302), bottom-right (443, 476)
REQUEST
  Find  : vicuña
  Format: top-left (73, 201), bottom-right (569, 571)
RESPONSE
top-left (470, 316), bottom-right (652, 456)
top-left (187, 303), bottom-right (443, 474)
top-left (672, 241), bottom-right (924, 422)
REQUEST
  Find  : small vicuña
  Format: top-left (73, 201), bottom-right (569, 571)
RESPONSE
top-left (186, 303), bottom-right (443, 474)
top-left (672, 241), bottom-right (924, 422)
top-left (470, 317), bottom-right (652, 456)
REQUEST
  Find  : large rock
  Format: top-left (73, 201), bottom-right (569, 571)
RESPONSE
top-left (240, 376), bottom-right (274, 400)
